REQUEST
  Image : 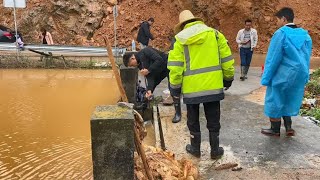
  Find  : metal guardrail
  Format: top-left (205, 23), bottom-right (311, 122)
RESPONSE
top-left (0, 43), bottom-right (127, 57)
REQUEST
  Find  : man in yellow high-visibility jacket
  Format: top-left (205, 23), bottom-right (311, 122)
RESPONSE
top-left (168, 10), bottom-right (235, 159)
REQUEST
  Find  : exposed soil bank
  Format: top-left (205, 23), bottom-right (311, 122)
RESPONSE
top-left (1, 0), bottom-right (319, 55)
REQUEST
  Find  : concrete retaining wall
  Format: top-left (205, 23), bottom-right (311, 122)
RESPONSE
top-left (0, 54), bottom-right (123, 69)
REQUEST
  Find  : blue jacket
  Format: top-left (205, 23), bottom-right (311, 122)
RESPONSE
top-left (261, 25), bottom-right (312, 118)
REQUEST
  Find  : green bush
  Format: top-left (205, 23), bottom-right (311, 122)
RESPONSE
top-left (304, 91), bottom-right (314, 99)
top-left (310, 68), bottom-right (320, 80)
top-left (306, 80), bottom-right (320, 96)
top-left (300, 109), bottom-right (312, 116)
top-left (300, 108), bottom-right (320, 120)
top-left (312, 108), bottom-right (320, 120)
top-left (301, 68), bottom-right (320, 126)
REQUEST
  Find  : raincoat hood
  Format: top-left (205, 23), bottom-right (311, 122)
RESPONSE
top-left (281, 26), bottom-right (312, 50)
top-left (175, 21), bottom-right (212, 45)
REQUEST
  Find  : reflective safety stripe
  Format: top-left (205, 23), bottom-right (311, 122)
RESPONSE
top-left (168, 61), bottom-right (184, 67)
top-left (170, 83), bottom-right (182, 89)
top-left (183, 46), bottom-right (222, 76)
top-left (221, 55), bottom-right (234, 63)
top-left (177, 24), bottom-right (213, 44)
top-left (183, 89), bottom-right (224, 98)
top-left (184, 66), bottom-right (221, 76)
top-left (184, 46), bottom-right (191, 70)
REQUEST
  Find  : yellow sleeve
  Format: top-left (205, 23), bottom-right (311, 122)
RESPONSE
top-left (216, 31), bottom-right (235, 81)
top-left (167, 40), bottom-right (185, 96)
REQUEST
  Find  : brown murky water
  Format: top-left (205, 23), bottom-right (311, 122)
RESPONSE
top-left (0, 69), bottom-right (119, 179)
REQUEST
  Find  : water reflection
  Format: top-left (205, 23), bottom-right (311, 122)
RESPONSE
top-left (0, 69), bottom-right (119, 179)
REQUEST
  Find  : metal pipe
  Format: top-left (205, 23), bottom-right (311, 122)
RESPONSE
top-left (13, 0), bottom-right (19, 60)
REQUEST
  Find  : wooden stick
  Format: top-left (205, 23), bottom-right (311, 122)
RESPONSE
top-left (134, 127), bottom-right (154, 180)
top-left (104, 37), bottom-right (128, 102)
top-left (104, 37), bottom-right (153, 179)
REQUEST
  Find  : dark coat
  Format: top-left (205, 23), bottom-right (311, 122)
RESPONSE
top-left (137, 21), bottom-right (154, 46)
top-left (135, 47), bottom-right (168, 91)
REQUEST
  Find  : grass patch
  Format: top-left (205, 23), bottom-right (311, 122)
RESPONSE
top-left (300, 69), bottom-right (320, 126)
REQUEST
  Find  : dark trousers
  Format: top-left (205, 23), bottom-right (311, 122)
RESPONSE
top-left (186, 101), bottom-right (221, 133)
top-left (240, 47), bottom-right (253, 66)
top-left (149, 70), bottom-right (169, 92)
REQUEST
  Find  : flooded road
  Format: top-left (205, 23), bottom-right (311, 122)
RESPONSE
top-left (0, 69), bottom-right (119, 179)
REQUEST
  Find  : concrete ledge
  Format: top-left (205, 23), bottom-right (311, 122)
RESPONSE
top-left (91, 105), bottom-right (135, 180)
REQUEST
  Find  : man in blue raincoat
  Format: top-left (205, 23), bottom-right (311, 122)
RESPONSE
top-left (261, 7), bottom-right (312, 137)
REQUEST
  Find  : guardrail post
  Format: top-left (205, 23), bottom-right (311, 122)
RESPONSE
top-left (120, 66), bottom-right (138, 103)
top-left (91, 105), bottom-right (134, 179)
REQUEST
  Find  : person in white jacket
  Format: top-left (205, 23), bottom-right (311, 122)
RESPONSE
top-left (40, 28), bottom-right (54, 45)
top-left (236, 19), bottom-right (258, 80)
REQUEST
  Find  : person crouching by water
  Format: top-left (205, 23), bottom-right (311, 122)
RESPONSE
top-left (123, 47), bottom-right (182, 123)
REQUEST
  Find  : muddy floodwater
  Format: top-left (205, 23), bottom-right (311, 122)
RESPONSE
top-left (0, 69), bottom-right (120, 179)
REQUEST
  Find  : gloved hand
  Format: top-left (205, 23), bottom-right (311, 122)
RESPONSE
top-left (223, 80), bottom-right (233, 89)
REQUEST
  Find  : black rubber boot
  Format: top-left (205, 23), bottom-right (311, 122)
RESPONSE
top-left (240, 66), bottom-right (245, 81)
top-left (244, 66), bottom-right (250, 79)
top-left (172, 102), bottom-right (181, 123)
top-left (209, 132), bottom-right (224, 159)
top-left (261, 121), bottom-right (281, 137)
top-left (283, 116), bottom-right (295, 136)
top-left (186, 132), bottom-right (201, 157)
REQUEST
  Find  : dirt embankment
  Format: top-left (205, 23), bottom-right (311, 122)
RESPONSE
top-left (0, 0), bottom-right (319, 55)
top-left (180, 0), bottom-right (320, 55)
